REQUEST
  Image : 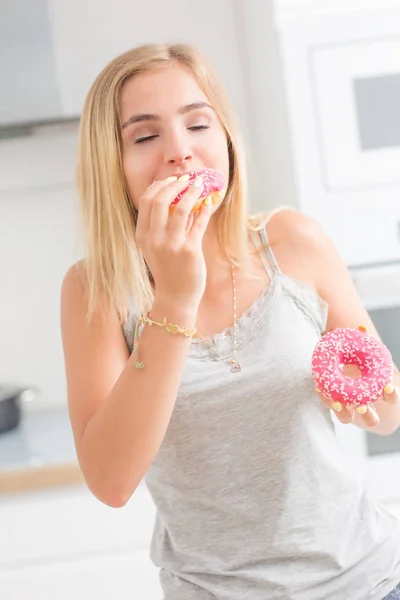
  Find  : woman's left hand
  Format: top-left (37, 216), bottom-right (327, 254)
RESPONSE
top-left (316, 382), bottom-right (399, 429)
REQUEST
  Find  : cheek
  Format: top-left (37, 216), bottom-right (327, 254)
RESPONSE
top-left (205, 132), bottom-right (230, 181)
top-left (123, 149), bottom-right (153, 210)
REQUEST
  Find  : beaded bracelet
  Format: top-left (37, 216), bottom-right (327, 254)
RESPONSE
top-left (133, 313), bottom-right (197, 369)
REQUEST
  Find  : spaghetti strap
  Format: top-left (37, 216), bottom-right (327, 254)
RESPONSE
top-left (259, 225), bottom-right (281, 275)
top-left (249, 230), bottom-right (273, 280)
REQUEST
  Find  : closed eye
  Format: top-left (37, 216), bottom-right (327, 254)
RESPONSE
top-left (188, 125), bottom-right (210, 131)
top-left (135, 135), bottom-right (158, 144)
top-left (135, 125), bottom-right (210, 144)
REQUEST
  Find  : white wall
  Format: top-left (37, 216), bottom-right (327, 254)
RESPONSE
top-left (277, 0), bottom-right (400, 17)
top-left (0, 1), bottom-right (288, 410)
top-left (234, 0), bottom-right (297, 210)
top-left (0, 129), bottom-right (81, 410)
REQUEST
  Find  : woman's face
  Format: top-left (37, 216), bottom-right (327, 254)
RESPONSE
top-left (119, 64), bottom-right (230, 210)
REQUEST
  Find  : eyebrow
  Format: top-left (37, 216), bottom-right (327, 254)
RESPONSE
top-left (121, 102), bottom-right (214, 130)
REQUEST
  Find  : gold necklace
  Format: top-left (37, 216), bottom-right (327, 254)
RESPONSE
top-left (196, 264), bottom-right (242, 373)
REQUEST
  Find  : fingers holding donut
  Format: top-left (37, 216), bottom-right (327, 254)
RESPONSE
top-left (316, 391), bottom-right (355, 424)
top-left (312, 326), bottom-right (393, 429)
top-left (316, 390), bottom-right (382, 428)
top-left (383, 381), bottom-right (399, 405)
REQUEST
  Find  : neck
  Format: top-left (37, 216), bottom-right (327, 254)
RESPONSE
top-left (202, 215), bottom-right (232, 287)
top-left (201, 214), bottom-right (256, 289)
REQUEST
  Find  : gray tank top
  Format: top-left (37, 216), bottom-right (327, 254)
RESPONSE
top-left (123, 226), bottom-right (400, 600)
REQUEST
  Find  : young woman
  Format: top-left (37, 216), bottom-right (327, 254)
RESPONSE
top-left (61, 43), bottom-right (400, 599)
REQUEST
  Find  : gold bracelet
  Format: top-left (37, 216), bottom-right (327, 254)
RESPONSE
top-left (133, 313), bottom-right (197, 370)
top-left (140, 314), bottom-right (197, 337)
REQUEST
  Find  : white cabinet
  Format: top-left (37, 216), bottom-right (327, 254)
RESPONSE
top-left (0, 1), bottom-right (62, 126)
top-left (273, 2), bottom-right (400, 265)
top-left (46, 0), bottom-right (249, 136)
top-left (0, 482), bottom-right (161, 599)
top-left (0, 551), bottom-right (160, 600)
top-left (277, 0), bottom-right (400, 17)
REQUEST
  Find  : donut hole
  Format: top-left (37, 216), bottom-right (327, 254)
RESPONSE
top-left (342, 363), bottom-right (362, 379)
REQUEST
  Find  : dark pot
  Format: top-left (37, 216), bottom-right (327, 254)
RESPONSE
top-left (0, 387), bottom-right (37, 434)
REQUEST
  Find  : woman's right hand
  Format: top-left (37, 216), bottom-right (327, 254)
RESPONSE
top-left (135, 175), bottom-right (215, 311)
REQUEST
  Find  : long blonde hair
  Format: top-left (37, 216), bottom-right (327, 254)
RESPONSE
top-left (77, 43), bottom-right (267, 323)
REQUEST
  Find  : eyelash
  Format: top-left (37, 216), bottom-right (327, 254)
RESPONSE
top-left (135, 125), bottom-right (210, 144)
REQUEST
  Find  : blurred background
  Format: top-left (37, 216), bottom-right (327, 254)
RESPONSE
top-left (1, 0), bottom-right (400, 597)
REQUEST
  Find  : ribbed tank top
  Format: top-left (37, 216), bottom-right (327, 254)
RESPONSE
top-left (123, 225), bottom-right (400, 600)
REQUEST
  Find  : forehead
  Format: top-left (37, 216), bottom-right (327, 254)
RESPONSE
top-left (120, 64), bottom-right (209, 116)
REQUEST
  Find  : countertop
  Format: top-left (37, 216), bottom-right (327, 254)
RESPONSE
top-left (0, 406), bottom-right (83, 494)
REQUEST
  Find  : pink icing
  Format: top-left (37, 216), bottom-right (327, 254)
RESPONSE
top-left (311, 328), bottom-right (393, 407)
top-left (170, 168), bottom-right (225, 206)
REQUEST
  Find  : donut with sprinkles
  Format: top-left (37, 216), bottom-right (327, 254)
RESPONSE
top-left (169, 168), bottom-right (226, 213)
top-left (312, 327), bottom-right (393, 408)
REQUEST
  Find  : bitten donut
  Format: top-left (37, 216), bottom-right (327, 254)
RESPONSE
top-left (311, 327), bottom-right (393, 408)
top-left (169, 168), bottom-right (225, 213)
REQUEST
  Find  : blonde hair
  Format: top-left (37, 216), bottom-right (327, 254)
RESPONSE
top-left (77, 43), bottom-right (272, 323)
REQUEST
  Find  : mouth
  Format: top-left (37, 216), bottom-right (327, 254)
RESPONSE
top-left (169, 168), bottom-right (226, 213)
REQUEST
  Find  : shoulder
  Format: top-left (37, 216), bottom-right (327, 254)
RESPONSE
top-left (61, 260), bottom-right (88, 309)
top-left (264, 207), bottom-right (335, 269)
top-left (62, 260), bottom-right (87, 288)
top-left (255, 208), bottom-right (381, 337)
top-left (60, 262), bottom-right (92, 339)
top-left (264, 208), bottom-right (329, 251)
top-left (61, 259), bottom-right (115, 321)
top-left (262, 208), bottom-right (348, 298)
top-left (61, 260), bottom-right (123, 331)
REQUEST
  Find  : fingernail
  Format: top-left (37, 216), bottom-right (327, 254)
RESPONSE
top-left (191, 175), bottom-right (203, 188)
top-left (384, 383), bottom-right (395, 395)
top-left (356, 405), bottom-right (368, 414)
top-left (332, 402), bottom-right (343, 412)
top-left (204, 195), bottom-right (212, 206)
top-left (192, 201), bottom-right (202, 212)
top-left (165, 176), bottom-right (178, 182)
top-left (178, 174), bottom-right (190, 182)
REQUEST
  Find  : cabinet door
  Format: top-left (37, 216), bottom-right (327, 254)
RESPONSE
top-left (0, 483), bottom-right (155, 566)
top-left (277, 8), bottom-right (400, 265)
top-left (47, 0), bottom-right (248, 127)
top-left (0, 551), bottom-right (161, 600)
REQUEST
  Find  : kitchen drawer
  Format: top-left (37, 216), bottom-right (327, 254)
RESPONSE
top-left (0, 549), bottom-right (161, 600)
top-left (0, 482), bottom-right (155, 567)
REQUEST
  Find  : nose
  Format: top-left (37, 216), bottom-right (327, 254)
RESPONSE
top-left (163, 131), bottom-right (193, 166)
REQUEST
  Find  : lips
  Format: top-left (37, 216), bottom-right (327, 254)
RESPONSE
top-left (169, 168), bottom-right (226, 212)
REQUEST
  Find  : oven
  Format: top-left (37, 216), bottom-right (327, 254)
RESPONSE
top-left (334, 262), bottom-right (400, 504)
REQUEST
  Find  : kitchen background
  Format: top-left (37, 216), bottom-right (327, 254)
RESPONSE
top-left (1, 0), bottom-right (400, 598)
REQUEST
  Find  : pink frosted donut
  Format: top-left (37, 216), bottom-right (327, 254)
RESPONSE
top-left (311, 327), bottom-right (393, 407)
top-left (169, 168), bottom-right (226, 212)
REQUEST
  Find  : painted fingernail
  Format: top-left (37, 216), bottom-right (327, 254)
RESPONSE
top-left (178, 174), bottom-right (190, 182)
top-left (165, 176), bottom-right (178, 182)
top-left (356, 405), bottom-right (368, 414)
top-left (332, 402), bottom-right (343, 412)
top-left (384, 383), bottom-right (395, 395)
top-left (203, 195), bottom-right (212, 206)
top-left (191, 175), bottom-right (203, 188)
top-left (192, 201), bottom-right (202, 212)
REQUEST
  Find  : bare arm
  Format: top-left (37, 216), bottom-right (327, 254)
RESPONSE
top-left (61, 267), bottom-right (197, 508)
top-left (269, 210), bottom-right (400, 436)
top-left (61, 176), bottom-right (215, 507)
top-left (313, 226), bottom-right (400, 436)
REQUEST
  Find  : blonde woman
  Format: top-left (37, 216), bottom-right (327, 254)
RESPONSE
top-left (61, 43), bottom-right (400, 600)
